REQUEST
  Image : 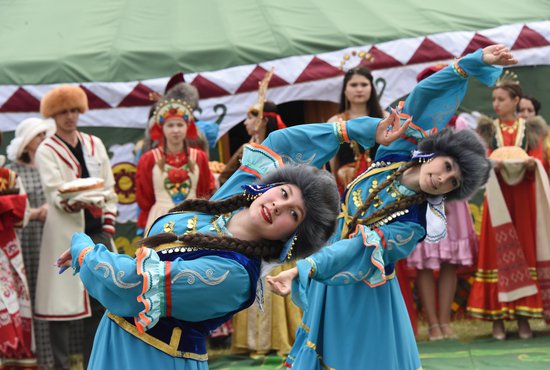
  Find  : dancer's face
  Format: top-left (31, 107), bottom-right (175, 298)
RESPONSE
top-left (492, 88), bottom-right (519, 118)
top-left (345, 74), bottom-right (372, 106)
top-left (248, 184), bottom-right (306, 241)
top-left (519, 98), bottom-right (536, 119)
top-left (418, 156), bottom-right (461, 196)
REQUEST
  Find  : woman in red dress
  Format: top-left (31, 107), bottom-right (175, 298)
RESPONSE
top-left (136, 93), bottom-right (214, 233)
top-left (467, 75), bottom-right (547, 340)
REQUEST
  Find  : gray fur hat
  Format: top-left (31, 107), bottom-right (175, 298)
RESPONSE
top-left (261, 165), bottom-right (340, 259)
top-left (418, 128), bottom-right (491, 200)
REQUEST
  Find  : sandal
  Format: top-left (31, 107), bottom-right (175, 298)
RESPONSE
top-left (492, 320), bottom-right (506, 341)
top-left (428, 324), bottom-right (444, 341)
top-left (440, 323), bottom-right (457, 339)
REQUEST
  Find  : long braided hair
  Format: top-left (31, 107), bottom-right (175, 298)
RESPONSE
top-left (139, 193), bottom-right (283, 260)
top-left (344, 161), bottom-right (427, 238)
top-left (345, 128), bottom-right (492, 238)
top-left (139, 165), bottom-right (340, 261)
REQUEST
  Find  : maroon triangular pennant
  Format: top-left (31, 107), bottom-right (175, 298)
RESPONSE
top-left (0, 88), bottom-right (40, 113)
top-left (118, 83), bottom-right (157, 107)
top-left (512, 25), bottom-right (550, 50)
top-left (461, 33), bottom-right (496, 56)
top-left (191, 75), bottom-right (230, 99)
top-left (360, 47), bottom-right (403, 70)
top-left (79, 86), bottom-right (112, 110)
top-left (408, 38), bottom-right (455, 64)
top-left (235, 66), bottom-right (288, 94)
top-left (295, 57), bottom-right (344, 83)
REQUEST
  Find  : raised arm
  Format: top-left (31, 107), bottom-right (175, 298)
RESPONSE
top-left (377, 45), bottom-right (515, 158)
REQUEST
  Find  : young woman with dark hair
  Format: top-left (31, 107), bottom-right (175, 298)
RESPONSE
top-left (327, 66), bottom-right (385, 191)
top-left (267, 45), bottom-right (516, 370)
top-left (468, 76), bottom-right (549, 340)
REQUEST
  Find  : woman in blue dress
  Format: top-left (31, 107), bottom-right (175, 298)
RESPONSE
top-left (267, 44), bottom-right (517, 370)
top-left (55, 107), bottom-right (410, 369)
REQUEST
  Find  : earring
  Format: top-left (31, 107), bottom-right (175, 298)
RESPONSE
top-left (286, 235), bottom-right (298, 261)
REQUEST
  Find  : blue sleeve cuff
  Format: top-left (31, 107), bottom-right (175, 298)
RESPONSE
top-left (458, 48), bottom-right (503, 86)
top-left (291, 258), bottom-right (316, 311)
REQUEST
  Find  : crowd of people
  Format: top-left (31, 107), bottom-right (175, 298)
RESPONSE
top-left (0, 44), bottom-right (549, 370)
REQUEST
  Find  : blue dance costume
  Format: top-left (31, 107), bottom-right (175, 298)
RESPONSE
top-left (68, 49), bottom-right (500, 370)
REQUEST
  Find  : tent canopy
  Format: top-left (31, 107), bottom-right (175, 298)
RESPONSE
top-left (1, 0), bottom-right (549, 85)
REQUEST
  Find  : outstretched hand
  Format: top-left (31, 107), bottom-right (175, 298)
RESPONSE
top-left (482, 44), bottom-right (518, 66)
top-left (375, 109), bottom-right (410, 146)
top-left (266, 267), bottom-right (298, 296)
top-left (57, 248), bottom-right (72, 274)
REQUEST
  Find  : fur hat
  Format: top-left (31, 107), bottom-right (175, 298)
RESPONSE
top-left (261, 165), bottom-right (340, 260)
top-left (40, 85), bottom-right (88, 118)
top-left (418, 128), bottom-right (492, 201)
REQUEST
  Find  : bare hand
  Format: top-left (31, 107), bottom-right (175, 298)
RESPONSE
top-left (266, 267), bottom-right (298, 296)
top-left (36, 203), bottom-right (48, 222)
top-left (481, 44), bottom-right (518, 66)
top-left (57, 248), bottom-right (72, 274)
top-left (375, 109), bottom-right (410, 146)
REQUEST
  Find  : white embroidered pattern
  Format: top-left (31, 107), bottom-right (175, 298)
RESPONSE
top-left (387, 232), bottom-right (415, 250)
top-left (280, 152), bottom-right (315, 165)
top-left (171, 269), bottom-right (229, 286)
top-left (330, 269), bottom-right (371, 284)
top-left (94, 262), bottom-right (141, 289)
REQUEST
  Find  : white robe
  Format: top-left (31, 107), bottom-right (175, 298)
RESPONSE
top-left (34, 132), bottom-right (117, 320)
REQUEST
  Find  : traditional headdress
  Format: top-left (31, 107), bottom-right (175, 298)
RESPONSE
top-left (495, 69), bottom-right (520, 87)
top-left (40, 85), bottom-right (88, 118)
top-left (256, 165), bottom-right (340, 262)
top-left (247, 69), bottom-right (274, 124)
top-left (150, 98), bottom-right (198, 142)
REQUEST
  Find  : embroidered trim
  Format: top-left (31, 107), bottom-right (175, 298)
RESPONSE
top-left (78, 247), bottom-right (93, 267)
top-left (108, 313), bottom-right (209, 361)
top-left (134, 247), bottom-right (165, 333)
top-left (94, 262), bottom-right (141, 288)
top-left (333, 119), bottom-right (349, 144)
top-left (386, 231), bottom-right (416, 249)
top-left (452, 60), bottom-right (468, 78)
top-left (171, 269), bottom-right (230, 286)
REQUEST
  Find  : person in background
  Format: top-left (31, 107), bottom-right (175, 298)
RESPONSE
top-left (135, 89), bottom-right (214, 233)
top-left (468, 74), bottom-right (548, 340)
top-left (327, 66), bottom-right (385, 193)
top-left (519, 95), bottom-right (541, 119)
top-left (0, 130), bottom-right (34, 369)
top-left (6, 118), bottom-right (55, 368)
top-left (218, 100), bottom-right (285, 186)
top-left (34, 85), bottom-right (118, 370)
top-left (405, 65), bottom-right (479, 341)
top-left (518, 95), bottom-right (549, 172)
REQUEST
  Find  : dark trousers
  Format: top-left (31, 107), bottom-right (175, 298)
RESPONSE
top-left (49, 231), bottom-right (111, 370)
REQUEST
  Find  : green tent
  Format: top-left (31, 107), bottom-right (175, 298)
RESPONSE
top-left (1, 0), bottom-right (549, 245)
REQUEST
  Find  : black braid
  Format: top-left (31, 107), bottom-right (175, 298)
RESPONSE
top-left (139, 231), bottom-right (283, 260)
top-left (169, 194), bottom-right (252, 214)
top-left (356, 193), bottom-right (427, 229)
top-left (346, 161), bottom-right (418, 237)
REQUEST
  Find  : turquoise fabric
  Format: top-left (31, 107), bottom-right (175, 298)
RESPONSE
top-left (283, 50), bottom-right (501, 370)
top-left (69, 144), bottom-right (284, 369)
top-left (0, 0), bottom-right (545, 84)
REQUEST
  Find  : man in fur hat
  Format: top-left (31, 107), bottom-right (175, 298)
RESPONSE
top-left (34, 85), bottom-right (117, 370)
